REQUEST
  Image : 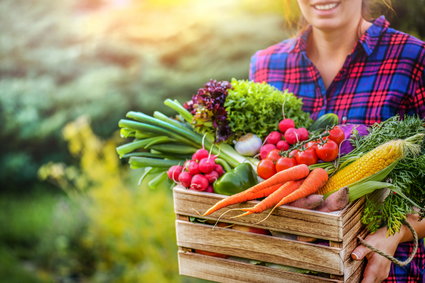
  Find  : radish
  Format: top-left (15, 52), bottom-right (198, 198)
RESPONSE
top-left (192, 148), bottom-right (209, 162)
top-left (284, 128), bottom-right (299, 145)
top-left (178, 171), bottom-right (193, 188)
top-left (265, 131), bottom-right (282, 145)
top-left (259, 143), bottom-right (277, 160)
top-left (167, 165), bottom-right (183, 182)
top-left (297, 128), bottom-right (309, 141)
top-left (204, 170), bottom-right (219, 183)
top-left (187, 160), bottom-right (200, 175)
top-left (214, 164), bottom-right (225, 176)
top-left (190, 174), bottom-right (209, 191)
top-left (206, 185), bottom-right (214, 193)
top-left (278, 118), bottom-right (295, 134)
top-left (198, 158), bottom-right (216, 174)
top-left (276, 140), bottom-right (290, 151)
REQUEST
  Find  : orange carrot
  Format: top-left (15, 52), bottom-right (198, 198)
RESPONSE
top-left (238, 180), bottom-right (304, 217)
top-left (203, 183), bottom-right (282, 216)
top-left (272, 168), bottom-right (328, 209)
top-left (203, 164), bottom-right (310, 216)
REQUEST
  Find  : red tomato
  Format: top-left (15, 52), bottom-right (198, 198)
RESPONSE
top-left (275, 157), bottom-right (297, 172)
top-left (328, 126), bottom-right (345, 145)
top-left (316, 140), bottom-right (339, 162)
top-left (288, 149), bottom-right (299, 158)
top-left (266, 149), bottom-right (282, 163)
top-left (257, 159), bottom-right (276, 179)
top-left (306, 140), bottom-right (319, 150)
top-left (295, 148), bottom-right (318, 165)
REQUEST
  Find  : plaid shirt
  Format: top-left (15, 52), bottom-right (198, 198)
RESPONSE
top-left (249, 16), bottom-right (425, 125)
top-left (250, 16), bottom-right (425, 281)
top-left (383, 239), bottom-right (425, 283)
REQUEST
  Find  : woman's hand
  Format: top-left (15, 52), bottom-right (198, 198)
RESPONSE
top-left (351, 226), bottom-right (404, 283)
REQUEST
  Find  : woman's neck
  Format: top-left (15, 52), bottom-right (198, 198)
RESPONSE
top-left (306, 18), bottom-right (372, 88)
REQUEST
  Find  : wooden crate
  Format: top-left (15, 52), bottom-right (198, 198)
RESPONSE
top-left (173, 186), bottom-right (368, 283)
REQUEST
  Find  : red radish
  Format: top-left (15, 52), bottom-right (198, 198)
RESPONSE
top-left (206, 185), bottom-right (214, 193)
top-left (214, 164), bottom-right (225, 176)
top-left (276, 140), bottom-right (290, 151)
top-left (204, 170), bottom-right (219, 183)
top-left (187, 160), bottom-right (200, 175)
top-left (192, 148), bottom-right (210, 162)
top-left (198, 158), bottom-right (216, 174)
top-left (167, 165), bottom-right (183, 182)
top-left (284, 128), bottom-right (299, 145)
top-left (260, 144), bottom-right (277, 160)
top-left (178, 171), bottom-right (193, 188)
top-left (190, 174), bottom-right (209, 191)
top-left (297, 128), bottom-right (309, 141)
top-left (265, 131), bottom-right (282, 145)
top-left (278, 118), bottom-right (295, 134)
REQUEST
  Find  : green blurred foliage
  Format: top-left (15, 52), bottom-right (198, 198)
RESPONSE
top-left (0, 191), bottom-right (89, 282)
top-left (389, 0), bottom-right (425, 38)
top-left (0, 0), bottom-right (286, 191)
top-left (38, 117), bottom-right (182, 282)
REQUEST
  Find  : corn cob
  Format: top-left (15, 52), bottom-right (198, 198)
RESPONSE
top-left (318, 139), bottom-right (405, 195)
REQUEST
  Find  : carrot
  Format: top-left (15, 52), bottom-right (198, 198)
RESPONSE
top-left (203, 183), bottom-right (282, 216)
top-left (272, 168), bottom-right (328, 209)
top-left (237, 180), bottom-right (304, 217)
top-left (203, 164), bottom-right (310, 216)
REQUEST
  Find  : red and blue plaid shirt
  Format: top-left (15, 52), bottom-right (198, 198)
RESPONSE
top-left (249, 16), bottom-right (425, 125)
top-left (250, 16), bottom-right (425, 282)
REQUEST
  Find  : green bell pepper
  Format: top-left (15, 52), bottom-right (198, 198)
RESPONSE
top-left (213, 163), bottom-right (258, 195)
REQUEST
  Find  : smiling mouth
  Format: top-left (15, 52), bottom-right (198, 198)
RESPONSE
top-left (313, 3), bottom-right (339, 11)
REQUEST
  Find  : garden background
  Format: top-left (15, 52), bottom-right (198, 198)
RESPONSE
top-left (0, 0), bottom-right (424, 282)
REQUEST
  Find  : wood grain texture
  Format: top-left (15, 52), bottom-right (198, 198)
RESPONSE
top-left (173, 186), bottom-right (343, 241)
top-left (173, 186), bottom-right (368, 282)
top-left (178, 251), bottom-right (344, 283)
top-left (176, 220), bottom-right (344, 275)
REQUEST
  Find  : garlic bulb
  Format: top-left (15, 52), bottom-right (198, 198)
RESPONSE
top-left (234, 133), bottom-right (262, 156)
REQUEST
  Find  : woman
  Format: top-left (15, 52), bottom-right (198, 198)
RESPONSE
top-left (249, 0), bottom-right (425, 282)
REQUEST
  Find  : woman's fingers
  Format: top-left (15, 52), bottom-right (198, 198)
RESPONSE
top-left (351, 244), bottom-right (371, 260)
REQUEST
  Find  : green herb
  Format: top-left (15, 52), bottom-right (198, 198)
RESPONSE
top-left (224, 79), bottom-right (312, 139)
top-left (355, 115), bottom-right (425, 235)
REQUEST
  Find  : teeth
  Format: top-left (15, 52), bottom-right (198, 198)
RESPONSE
top-left (314, 3), bottom-right (338, 10)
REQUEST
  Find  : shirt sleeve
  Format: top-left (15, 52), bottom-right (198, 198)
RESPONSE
top-left (248, 52), bottom-right (259, 81)
top-left (407, 58), bottom-right (425, 119)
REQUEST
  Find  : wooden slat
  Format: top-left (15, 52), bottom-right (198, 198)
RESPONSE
top-left (345, 260), bottom-right (365, 283)
top-left (176, 220), bottom-right (344, 275)
top-left (173, 186), bottom-right (343, 241)
top-left (341, 228), bottom-right (369, 261)
top-left (178, 251), bottom-right (343, 283)
top-left (342, 198), bottom-right (365, 224)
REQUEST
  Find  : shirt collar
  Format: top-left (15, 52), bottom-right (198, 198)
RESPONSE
top-left (358, 16), bottom-right (390, 56)
top-left (290, 16), bottom-right (390, 56)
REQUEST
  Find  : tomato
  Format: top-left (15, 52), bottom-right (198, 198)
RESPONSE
top-left (294, 148), bottom-right (318, 165)
top-left (257, 159), bottom-right (276, 179)
top-left (328, 126), bottom-right (345, 145)
top-left (315, 140), bottom-right (339, 162)
top-left (306, 140), bottom-right (319, 150)
top-left (275, 157), bottom-right (297, 172)
top-left (266, 149), bottom-right (282, 163)
top-left (288, 149), bottom-right (299, 158)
